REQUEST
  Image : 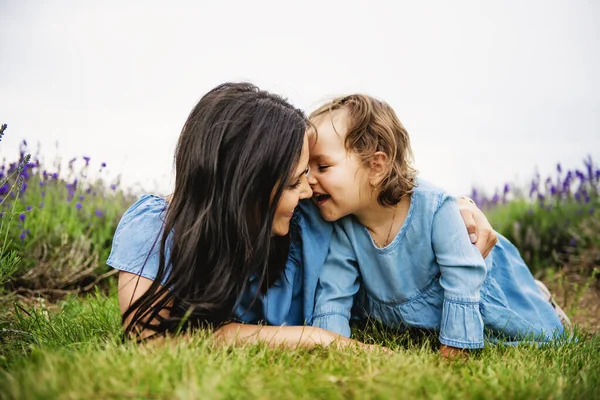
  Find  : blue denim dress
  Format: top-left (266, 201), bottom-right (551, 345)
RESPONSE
top-left (312, 179), bottom-right (564, 348)
top-left (106, 194), bottom-right (333, 326)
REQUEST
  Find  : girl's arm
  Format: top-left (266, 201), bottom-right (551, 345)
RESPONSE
top-left (118, 271), bottom-right (367, 350)
top-left (432, 195), bottom-right (488, 355)
top-left (312, 223), bottom-right (361, 338)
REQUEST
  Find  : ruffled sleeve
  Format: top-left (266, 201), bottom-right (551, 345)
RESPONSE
top-left (432, 194), bottom-right (487, 349)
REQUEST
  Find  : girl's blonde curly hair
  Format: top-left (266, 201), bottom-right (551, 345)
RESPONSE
top-left (309, 94), bottom-right (417, 207)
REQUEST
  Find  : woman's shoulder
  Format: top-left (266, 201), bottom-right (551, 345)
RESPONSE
top-left (106, 194), bottom-right (170, 282)
top-left (114, 194), bottom-right (168, 240)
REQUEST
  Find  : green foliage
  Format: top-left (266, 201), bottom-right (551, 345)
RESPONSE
top-left (487, 199), bottom-right (599, 275)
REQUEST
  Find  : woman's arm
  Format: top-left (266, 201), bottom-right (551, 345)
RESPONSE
top-left (213, 323), bottom-right (359, 350)
top-left (118, 271), bottom-right (374, 351)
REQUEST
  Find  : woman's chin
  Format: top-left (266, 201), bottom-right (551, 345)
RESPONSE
top-left (271, 225), bottom-right (289, 237)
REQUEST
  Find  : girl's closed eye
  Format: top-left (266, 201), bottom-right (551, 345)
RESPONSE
top-left (318, 165), bottom-right (330, 171)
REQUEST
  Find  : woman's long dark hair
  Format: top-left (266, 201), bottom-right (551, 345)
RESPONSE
top-left (123, 82), bottom-right (307, 338)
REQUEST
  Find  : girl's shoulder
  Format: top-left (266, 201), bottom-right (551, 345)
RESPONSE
top-left (106, 194), bottom-right (169, 282)
top-left (412, 177), bottom-right (451, 212)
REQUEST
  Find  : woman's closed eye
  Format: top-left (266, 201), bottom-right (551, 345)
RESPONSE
top-left (289, 179), bottom-right (302, 189)
top-left (289, 168), bottom-right (309, 189)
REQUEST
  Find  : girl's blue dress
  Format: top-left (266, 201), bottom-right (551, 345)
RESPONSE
top-left (312, 179), bottom-right (564, 348)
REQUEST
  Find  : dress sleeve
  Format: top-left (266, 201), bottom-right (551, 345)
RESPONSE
top-left (312, 222), bottom-right (360, 338)
top-left (106, 195), bottom-right (170, 284)
top-left (432, 194), bottom-right (487, 349)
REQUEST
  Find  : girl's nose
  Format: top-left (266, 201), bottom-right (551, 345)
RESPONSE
top-left (307, 170), bottom-right (318, 186)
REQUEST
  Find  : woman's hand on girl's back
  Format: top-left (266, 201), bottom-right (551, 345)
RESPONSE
top-left (457, 197), bottom-right (498, 258)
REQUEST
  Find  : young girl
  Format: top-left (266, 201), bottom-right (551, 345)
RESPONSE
top-left (309, 95), bottom-right (569, 357)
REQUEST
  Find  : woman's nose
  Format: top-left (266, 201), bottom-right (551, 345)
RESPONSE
top-left (300, 177), bottom-right (313, 200)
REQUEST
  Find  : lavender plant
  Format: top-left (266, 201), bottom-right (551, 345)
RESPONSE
top-left (472, 156), bottom-right (600, 275)
top-left (0, 129), bottom-right (135, 296)
top-left (0, 124), bottom-right (29, 288)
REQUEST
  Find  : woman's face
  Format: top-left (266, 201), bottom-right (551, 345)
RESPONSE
top-left (272, 135), bottom-right (312, 236)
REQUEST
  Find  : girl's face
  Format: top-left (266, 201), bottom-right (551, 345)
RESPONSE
top-left (307, 109), bottom-right (371, 222)
top-left (272, 135), bottom-right (312, 236)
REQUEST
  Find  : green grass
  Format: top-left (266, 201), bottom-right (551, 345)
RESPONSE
top-left (1, 293), bottom-right (599, 400)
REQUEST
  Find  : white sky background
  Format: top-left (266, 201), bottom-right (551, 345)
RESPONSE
top-left (1, 0), bottom-right (598, 197)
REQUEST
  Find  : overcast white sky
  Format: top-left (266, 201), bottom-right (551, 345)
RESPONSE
top-left (1, 0), bottom-right (598, 197)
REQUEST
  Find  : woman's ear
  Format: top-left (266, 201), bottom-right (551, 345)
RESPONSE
top-left (369, 151), bottom-right (390, 187)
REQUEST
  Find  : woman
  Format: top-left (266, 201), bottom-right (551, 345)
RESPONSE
top-left (107, 82), bottom-right (496, 348)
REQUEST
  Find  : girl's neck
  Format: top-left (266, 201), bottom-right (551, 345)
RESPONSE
top-left (355, 195), bottom-right (411, 247)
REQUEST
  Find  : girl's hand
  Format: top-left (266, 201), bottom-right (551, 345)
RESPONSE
top-left (439, 344), bottom-right (469, 360)
top-left (457, 197), bottom-right (498, 258)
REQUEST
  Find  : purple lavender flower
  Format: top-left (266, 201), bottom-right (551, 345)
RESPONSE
top-left (19, 213), bottom-right (25, 222)
top-left (590, 208), bottom-right (595, 215)
top-left (569, 238), bottom-right (577, 247)
top-left (26, 205), bottom-right (32, 211)
top-left (557, 163), bottom-right (562, 173)
top-left (95, 209), bottom-right (103, 217)
top-left (529, 180), bottom-right (538, 198)
top-left (83, 156), bottom-right (91, 165)
top-left (40, 202), bottom-right (45, 208)
top-left (20, 183), bottom-right (27, 193)
top-left (79, 195), bottom-right (85, 201)
top-left (76, 202), bottom-right (82, 210)
top-left (491, 193), bottom-right (500, 204)
top-left (19, 231), bottom-right (26, 243)
top-left (39, 181), bottom-right (45, 187)
top-left (110, 184), bottom-right (117, 190)
top-left (52, 172), bottom-right (58, 180)
top-left (550, 185), bottom-right (557, 196)
top-left (584, 156), bottom-right (593, 181)
top-left (101, 162), bottom-right (107, 168)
